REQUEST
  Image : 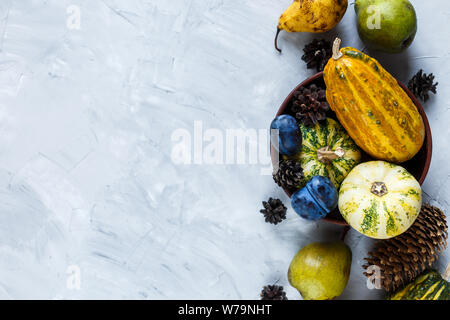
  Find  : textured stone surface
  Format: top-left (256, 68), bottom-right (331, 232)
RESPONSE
top-left (0, 0), bottom-right (447, 299)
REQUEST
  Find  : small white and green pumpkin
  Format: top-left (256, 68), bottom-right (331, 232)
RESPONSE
top-left (339, 161), bottom-right (422, 239)
top-left (287, 118), bottom-right (361, 189)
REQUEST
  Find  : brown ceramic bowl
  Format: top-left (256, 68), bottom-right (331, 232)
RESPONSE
top-left (271, 72), bottom-right (432, 226)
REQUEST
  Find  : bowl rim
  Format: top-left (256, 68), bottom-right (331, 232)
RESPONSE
top-left (272, 71), bottom-right (433, 226)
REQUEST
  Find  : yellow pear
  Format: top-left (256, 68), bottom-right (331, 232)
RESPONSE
top-left (275, 0), bottom-right (348, 52)
top-left (288, 241), bottom-right (352, 300)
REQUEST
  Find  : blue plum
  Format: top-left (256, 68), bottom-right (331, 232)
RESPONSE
top-left (306, 176), bottom-right (339, 213)
top-left (291, 176), bottom-right (338, 221)
top-left (270, 115), bottom-right (302, 156)
top-left (291, 187), bottom-right (327, 221)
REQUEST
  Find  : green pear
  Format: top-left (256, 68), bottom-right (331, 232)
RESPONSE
top-left (288, 241), bottom-right (352, 300)
top-left (355, 0), bottom-right (417, 53)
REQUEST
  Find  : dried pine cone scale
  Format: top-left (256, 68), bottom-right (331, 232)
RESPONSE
top-left (273, 159), bottom-right (304, 191)
top-left (408, 69), bottom-right (438, 102)
top-left (260, 285), bottom-right (288, 300)
top-left (363, 203), bottom-right (448, 292)
top-left (291, 84), bottom-right (329, 126)
top-left (260, 198), bottom-right (287, 225)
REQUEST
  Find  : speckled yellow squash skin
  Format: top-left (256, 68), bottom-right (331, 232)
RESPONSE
top-left (339, 161), bottom-right (422, 239)
top-left (278, 0), bottom-right (348, 33)
top-left (286, 118), bottom-right (361, 189)
top-left (324, 46), bottom-right (425, 163)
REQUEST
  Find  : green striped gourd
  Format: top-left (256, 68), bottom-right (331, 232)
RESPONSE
top-left (287, 118), bottom-right (361, 189)
top-left (388, 265), bottom-right (450, 300)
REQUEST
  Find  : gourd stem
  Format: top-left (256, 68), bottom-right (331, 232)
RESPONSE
top-left (443, 263), bottom-right (450, 282)
top-left (371, 182), bottom-right (388, 197)
top-left (332, 38), bottom-right (343, 60)
top-left (317, 146), bottom-right (345, 164)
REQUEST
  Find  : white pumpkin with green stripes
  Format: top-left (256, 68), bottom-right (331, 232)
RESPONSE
top-left (339, 161), bottom-right (422, 239)
top-left (288, 118), bottom-right (361, 189)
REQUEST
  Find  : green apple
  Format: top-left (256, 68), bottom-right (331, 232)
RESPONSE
top-left (355, 0), bottom-right (417, 53)
top-left (288, 241), bottom-right (352, 300)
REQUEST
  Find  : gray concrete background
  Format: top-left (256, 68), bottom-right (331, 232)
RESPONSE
top-left (0, 0), bottom-right (447, 299)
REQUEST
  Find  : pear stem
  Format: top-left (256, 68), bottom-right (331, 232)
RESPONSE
top-left (341, 226), bottom-right (350, 241)
top-left (332, 38), bottom-right (343, 60)
top-left (274, 28), bottom-right (282, 53)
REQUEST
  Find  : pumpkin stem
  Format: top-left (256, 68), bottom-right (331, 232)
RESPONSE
top-left (332, 38), bottom-right (343, 60)
top-left (317, 146), bottom-right (345, 164)
top-left (443, 263), bottom-right (450, 282)
top-left (371, 182), bottom-right (388, 197)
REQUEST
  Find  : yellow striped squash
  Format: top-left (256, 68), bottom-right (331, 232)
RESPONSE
top-left (339, 161), bottom-right (422, 239)
top-left (324, 38), bottom-right (425, 163)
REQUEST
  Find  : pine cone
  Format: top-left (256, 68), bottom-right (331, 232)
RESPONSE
top-left (260, 198), bottom-right (287, 225)
top-left (291, 84), bottom-right (329, 126)
top-left (273, 160), bottom-right (304, 191)
top-left (408, 69), bottom-right (438, 102)
top-left (301, 39), bottom-right (332, 72)
top-left (363, 203), bottom-right (448, 292)
top-left (260, 285), bottom-right (288, 300)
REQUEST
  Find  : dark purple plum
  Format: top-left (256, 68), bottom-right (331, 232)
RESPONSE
top-left (306, 176), bottom-right (339, 213)
top-left (291, 187), bottom-right (327, 221)
top-left (270, 115), bottom-right (302, 156)
top-left (291, 176), bottom-right (338, 221)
